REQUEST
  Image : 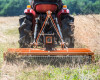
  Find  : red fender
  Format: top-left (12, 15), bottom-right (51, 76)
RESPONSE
top-left (24, 9), bottom-right (37, 17)
top-left (57, 9), bottom-right (69, 18)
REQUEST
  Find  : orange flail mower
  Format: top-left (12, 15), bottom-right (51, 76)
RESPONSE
top-left (4, 48), bottom-right (94, 61)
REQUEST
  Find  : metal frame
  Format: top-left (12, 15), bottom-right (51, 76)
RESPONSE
top-left (4, 48), bottom-right (94, 61)
top-left (46, 36), bottom-right (52, 44)
top-left (33, 11), bottom-right (65, 48)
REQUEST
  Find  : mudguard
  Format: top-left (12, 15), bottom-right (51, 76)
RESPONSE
top-left (57, 8), bottom-right (69, 17)
top-left (24, 9), bottom-right (37, 17)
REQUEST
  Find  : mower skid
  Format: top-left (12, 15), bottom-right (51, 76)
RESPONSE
top-left (4, 48), bottom-right (94, 61)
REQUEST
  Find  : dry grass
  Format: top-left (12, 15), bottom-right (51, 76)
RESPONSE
top-left (0, 15), bottom-right (100, 80)
top-left (74, 14), bottom-right (100, 54)
top-left (0, 17), bottom-right (19, 43)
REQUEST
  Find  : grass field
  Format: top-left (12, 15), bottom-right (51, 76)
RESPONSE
top-left (0, 15), bottom-right (100, 80)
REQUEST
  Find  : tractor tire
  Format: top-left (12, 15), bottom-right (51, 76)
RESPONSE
top-left (19, 15), bottom-right (33, 48)
top-left (61, 17), bottom-right (75, 48)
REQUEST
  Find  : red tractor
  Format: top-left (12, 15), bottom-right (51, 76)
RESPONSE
top-left (19, 0), bottom-right (74, 49)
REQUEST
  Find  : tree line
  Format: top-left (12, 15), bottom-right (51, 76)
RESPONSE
top-left (0, 0), bottom-right (100, 16)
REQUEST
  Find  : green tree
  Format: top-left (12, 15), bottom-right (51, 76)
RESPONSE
top-left (0, 0), bottom-right (100, 16)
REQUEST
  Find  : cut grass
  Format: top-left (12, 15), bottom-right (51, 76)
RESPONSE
top-left (15, 64), bottom-right (100, 80)
top-left (4, 27), bottom-right (19, 36)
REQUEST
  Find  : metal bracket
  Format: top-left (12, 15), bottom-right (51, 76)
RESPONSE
top-left (34, 11), bottom-right (66, 48)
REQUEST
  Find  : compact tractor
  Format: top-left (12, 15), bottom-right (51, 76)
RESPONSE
top-left (4, 0), bottom-right (94, 63)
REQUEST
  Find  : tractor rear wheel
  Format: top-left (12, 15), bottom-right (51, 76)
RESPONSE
top-left (19, 15), bottom-right (33, 48)
top-left (61, 17), bottom-right (75, 48)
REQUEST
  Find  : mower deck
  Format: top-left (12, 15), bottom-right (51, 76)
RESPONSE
top-left (4, 48), bottom-right (94, 61)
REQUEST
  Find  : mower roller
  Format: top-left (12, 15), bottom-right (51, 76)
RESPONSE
top-left (4, 0), bottom-right (94, 63)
